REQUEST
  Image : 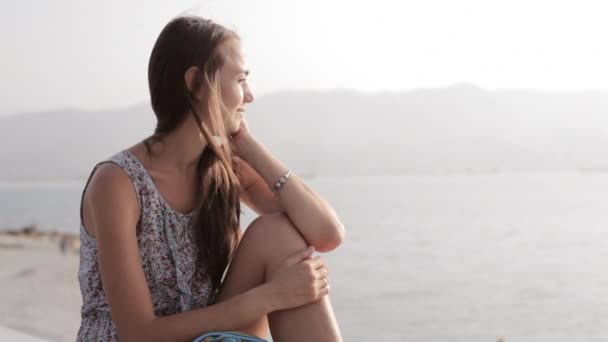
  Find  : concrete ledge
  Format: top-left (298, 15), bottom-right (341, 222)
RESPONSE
top-left (0, 326), bottom-right (50, 342)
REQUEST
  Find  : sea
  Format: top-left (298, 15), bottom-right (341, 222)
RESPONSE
top-left (1, 172), bottom-right (608, 341)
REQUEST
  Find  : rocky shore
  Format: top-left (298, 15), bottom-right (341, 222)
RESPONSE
top-left (0, 224), bottom-right (80, 255)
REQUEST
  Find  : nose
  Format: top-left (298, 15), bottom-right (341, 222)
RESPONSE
top-left (244, 85), bottom-right (254, 103)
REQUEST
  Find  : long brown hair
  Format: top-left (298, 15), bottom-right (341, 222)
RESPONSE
top-left (145, 16), bottom-right (242, 302)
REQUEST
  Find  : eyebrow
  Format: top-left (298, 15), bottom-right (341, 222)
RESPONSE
top-left (233, 68), bottom-right (249, 78)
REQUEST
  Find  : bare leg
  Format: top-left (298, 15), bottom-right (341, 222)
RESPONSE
top-left (215, 212), bottom-right (342, 342)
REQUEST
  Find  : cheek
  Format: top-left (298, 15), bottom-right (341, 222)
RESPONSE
top-left (223, 85), bottom-right (244, 109)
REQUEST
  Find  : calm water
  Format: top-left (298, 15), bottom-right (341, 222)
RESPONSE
top-left (2, 173), bottom-right (608, 341)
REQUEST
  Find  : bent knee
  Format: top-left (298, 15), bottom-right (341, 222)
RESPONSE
top-left (244, 213), bottom-right (306, 245)
top-left (242, 213), bottom-right (309, 273)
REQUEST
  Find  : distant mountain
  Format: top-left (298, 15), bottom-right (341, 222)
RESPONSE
top-left (1, 84), bottom-right (608, 181)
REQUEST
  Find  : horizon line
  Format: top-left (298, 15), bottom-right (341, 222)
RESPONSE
top-left (2, 83), bottom-right (608, 118)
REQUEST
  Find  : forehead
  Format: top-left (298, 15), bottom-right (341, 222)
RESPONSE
top-left (220, 40), bottom-right (248, 73)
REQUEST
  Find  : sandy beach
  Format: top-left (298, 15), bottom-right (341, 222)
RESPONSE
top-left (0, 232), bottom-right (81, 341)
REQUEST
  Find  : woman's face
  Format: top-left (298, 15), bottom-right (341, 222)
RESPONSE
top-left (218, 41), bottom-right (254, 134)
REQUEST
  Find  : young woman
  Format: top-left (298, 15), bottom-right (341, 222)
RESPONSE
top-left (76, 16), bottom-right (345, 342)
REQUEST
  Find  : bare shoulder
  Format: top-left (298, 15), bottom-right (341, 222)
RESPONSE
top-left (82, 161), bottom-right (157, 336)
top-left (86, 162), bottom-right (135, 194)
top-left (82, 162), bottom-right (140, 238)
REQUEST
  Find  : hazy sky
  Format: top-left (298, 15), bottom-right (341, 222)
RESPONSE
top-left (1, 0), bottom-right (606, 115)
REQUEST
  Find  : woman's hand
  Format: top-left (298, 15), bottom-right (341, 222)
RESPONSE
top-left (229, 115), bottom-right (258, 161)
top-left (265, 246), bottom-right (331, 311)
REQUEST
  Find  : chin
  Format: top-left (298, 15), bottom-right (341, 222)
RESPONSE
top-left (232, 121), bottom-right (242, 133)
top-left (228, 127), bottom-right (239, 137)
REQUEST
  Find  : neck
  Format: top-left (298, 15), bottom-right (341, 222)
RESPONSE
top-left (147, 115), bottom-right (208, 175)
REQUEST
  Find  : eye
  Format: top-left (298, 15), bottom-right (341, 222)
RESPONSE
top-left (238, 78), bottom-right (248, 83)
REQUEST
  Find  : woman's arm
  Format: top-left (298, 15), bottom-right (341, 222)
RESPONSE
top-left (83, 164), bottom-right (281, 342)
top-left (234, 156), bottom-right (282, 215)
top-left (237, 139), bottom-right (345, 253)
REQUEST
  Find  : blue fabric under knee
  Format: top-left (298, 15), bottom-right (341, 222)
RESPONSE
top-left (192, 331), bottom-right (268, 342)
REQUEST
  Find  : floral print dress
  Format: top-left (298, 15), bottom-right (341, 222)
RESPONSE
top-left (76, 150), bottom-right (214, 341)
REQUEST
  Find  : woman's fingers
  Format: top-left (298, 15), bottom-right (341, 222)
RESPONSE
top-left (305, 255), bottom-right (325, 270)
top-left (312, 265), bottom-right (330, 291)
top-left (305, 257), bottom-right (330, 288)
top-left (283, 246), bottom-right (315, 267)
top-left (315, 276), bottom-right (330, 292)
top-left (314, 265), bottom-right (329, 278)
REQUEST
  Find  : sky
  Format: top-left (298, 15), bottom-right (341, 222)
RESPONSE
top-left (1, 0), bottom-right (607, 115)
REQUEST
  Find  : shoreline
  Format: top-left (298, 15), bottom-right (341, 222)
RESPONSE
top-left (0, 225), bottom-right (80, 255)
top-left (0, 233), bottom-right (81, 341)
